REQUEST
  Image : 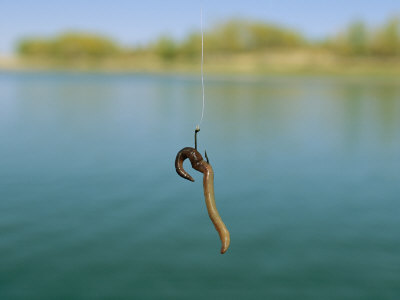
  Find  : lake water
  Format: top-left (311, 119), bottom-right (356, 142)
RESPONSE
top-left (0, 71), bottom-right (400, 299)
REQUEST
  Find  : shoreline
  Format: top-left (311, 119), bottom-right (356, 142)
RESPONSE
top-left (1, 52), bottom-right (400, 78)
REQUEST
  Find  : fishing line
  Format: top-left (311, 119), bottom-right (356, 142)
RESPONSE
top-left (198, 7), bottom-right (205, 128)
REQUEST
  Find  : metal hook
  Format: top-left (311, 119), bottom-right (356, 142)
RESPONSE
top-left (195, 127), bottom-right (200, 150)
top-left (194, 126), bottom-right (209, 163)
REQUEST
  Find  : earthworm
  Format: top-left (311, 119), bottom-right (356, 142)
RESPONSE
top-left (175, 147), bottom-right (230, 254)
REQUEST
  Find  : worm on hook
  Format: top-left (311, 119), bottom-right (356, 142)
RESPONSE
top-left (175, 147), bottom-right (230, 254)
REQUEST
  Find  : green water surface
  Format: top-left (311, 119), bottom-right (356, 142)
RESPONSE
top-left (0, 72), bottom-right (399, 299)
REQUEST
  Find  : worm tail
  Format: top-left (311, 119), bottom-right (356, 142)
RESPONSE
top-left (202, 162), bottom-right (230, 254)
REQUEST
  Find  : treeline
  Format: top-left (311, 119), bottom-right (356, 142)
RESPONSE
top-left (152, 20), bottom-right (305, 59)
top-left (325, 18), bottom-right (400, 56)
top-left (17, 17), bottom-right (400, 61)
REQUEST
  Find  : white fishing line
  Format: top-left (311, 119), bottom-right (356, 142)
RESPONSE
top-left (198, 7), bottom-right (205, 128)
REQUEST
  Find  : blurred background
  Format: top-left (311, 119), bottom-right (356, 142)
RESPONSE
top-left (1, 1), bottom-right (400, 299)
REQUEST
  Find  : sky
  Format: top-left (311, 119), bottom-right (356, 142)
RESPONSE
top-left (0, 0), bottom-right (399, 54)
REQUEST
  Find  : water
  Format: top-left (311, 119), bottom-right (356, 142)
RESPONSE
top-left (0, 71), bottom-right (399, 299)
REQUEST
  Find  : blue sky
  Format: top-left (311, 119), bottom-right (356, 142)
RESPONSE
top-left (0, 0), bottom-right (399, 54)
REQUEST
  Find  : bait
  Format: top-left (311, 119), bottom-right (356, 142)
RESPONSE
top-left (175, 147), bottom-right (230, 254)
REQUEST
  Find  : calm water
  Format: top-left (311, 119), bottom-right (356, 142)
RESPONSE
top-left (0, 72), bottom-right (400, 299)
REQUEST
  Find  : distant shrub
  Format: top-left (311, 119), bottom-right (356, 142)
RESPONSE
top-left (370, 18), bottom-right (400, 56)
top-left (179, 33), bottom-right (202, 58)
top-left (153, 36), bottom-right (178, 61)
top-left (205, 20), bottom-right (305, 53)
top-left (18, 33), bottom-right (119, 60)
top-left (18, 39), bottom-right (54, 57)
top-left (325, 17), bottom-right (400, 57)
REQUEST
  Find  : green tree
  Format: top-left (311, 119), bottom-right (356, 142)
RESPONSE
top-left (346, 21), bottom-right (369, 55)
top-left (53, 33), bottom-right (119, 58)
top-left (154, 36), bottom-right (178, 61)
top-left (248, 22), bottom-right (305, 49)
top-left (205, 20), bottom-right (305, 53)
top-left (371, 17), bottom-right (400, 56)
top-left (17, 33), bottom-right (119, 60)
top-left (179, 33), bottom-right (202, 58)
top-left (327, 21), bottom-right (369, 55)
top-left (18, 39), bottom-right (53, 57)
